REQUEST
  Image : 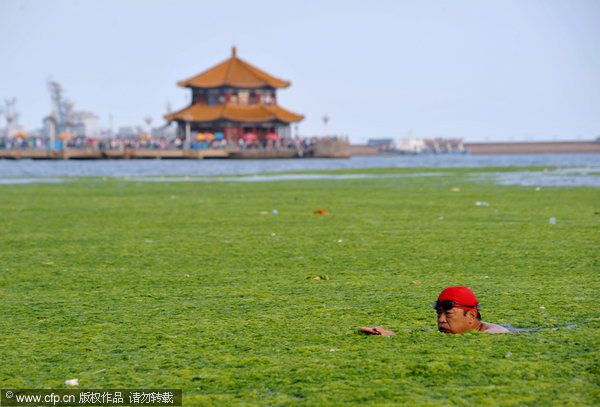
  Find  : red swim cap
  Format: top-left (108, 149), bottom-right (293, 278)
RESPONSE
top-left (438, 286), bottom-right (479, 311)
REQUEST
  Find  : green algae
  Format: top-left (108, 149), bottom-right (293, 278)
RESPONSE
top-left (0, 168), bottom-right (598, 405)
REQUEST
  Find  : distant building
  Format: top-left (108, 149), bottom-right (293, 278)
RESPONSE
top-left (115, 126), bottom-right (145, 139)
top-left (165, 47), bottom-right (304, 144)
top-left (367, 138), bottom-right (394, 149)
top-left (423, 138), bottom-right (465, 153)
top-left (41, 110), bottom-right (100, 139)
top-left (70, 111), bottom-right (100, 139)
top-left (396, 138), bottom-right (426, 153)
top-left (152, 122), bottom-right (177, 139)
top-left (374, 137), bottom-right (466, 154)
top-left (2, 124), bottom-right (25, 139)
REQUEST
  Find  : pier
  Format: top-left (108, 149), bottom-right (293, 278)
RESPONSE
top-left (0, 138), bottom-right (351, 160)
top-left (2, 140), bottom-right (598, 160)
top-left (0, 147), bottom-right (264, 160)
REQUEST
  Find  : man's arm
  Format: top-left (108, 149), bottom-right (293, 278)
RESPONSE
top-left (481, 323), bottom-right (510, 333)
top-left (360, 326), bottom-right (396, 336)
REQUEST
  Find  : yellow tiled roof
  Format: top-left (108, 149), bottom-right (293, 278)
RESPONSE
top-left (164, 103), bottom-right (304, 124)
top-left (177, 47), bottom-right (291, 89)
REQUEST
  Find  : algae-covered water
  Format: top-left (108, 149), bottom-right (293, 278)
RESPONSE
top-left (0, 166), bottom-right (598, 405)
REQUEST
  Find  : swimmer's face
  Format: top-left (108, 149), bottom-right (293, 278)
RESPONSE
top-left (437, 307), bottom-right (477, 334)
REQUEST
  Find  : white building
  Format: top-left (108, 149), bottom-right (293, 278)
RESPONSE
top-left (70, 111), bottom-right (100, 139)
top-left (395, 138), bottom-right (426, 153)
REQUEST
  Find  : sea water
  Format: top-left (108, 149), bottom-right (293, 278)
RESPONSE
top-left (1, 153), bottom-right (599, 187)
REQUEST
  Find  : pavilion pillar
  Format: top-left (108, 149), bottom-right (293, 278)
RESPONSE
top-left (184, 119), bottom-right (191, 150)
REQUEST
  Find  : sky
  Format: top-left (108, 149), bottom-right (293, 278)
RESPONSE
top-left (1, 0), bottom-right (599, 143)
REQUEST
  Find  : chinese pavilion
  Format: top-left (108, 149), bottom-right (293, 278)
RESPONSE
top-left (164, 47), bottom-right (304, 145)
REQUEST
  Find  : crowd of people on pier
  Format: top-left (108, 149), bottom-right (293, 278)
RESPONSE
top-left (0, 134), bottom-right (346, 155)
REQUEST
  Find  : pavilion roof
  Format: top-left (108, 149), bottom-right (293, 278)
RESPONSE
top-left (164, 103), bottom-right (304, 124)
top-left (177, 47), bottom-right (291, 89)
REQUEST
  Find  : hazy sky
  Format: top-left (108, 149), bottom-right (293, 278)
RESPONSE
top-left (1, 0), bottom-right (599, 142)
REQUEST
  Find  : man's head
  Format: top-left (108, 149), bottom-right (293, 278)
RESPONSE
top-left (434, 286), bottom-right (482, 334)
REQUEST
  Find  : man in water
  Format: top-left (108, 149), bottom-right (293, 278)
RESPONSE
top-left (361, 286), bottom-right (509, 335)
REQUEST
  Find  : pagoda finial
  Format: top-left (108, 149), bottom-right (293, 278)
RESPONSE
top-left (232, 46), bottom-right (237, 57)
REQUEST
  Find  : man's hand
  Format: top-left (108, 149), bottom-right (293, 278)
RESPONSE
top-left (360, 326), bottom-right (395, 336)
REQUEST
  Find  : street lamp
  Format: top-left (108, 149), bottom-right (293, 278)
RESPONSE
top-left (5, 111), bottom-right (15, 139)
top-left (144, 115), bottom-right (152, 137)
top-left (322, 114), bottom-right (329, 138)
top-left (4, 98), bottom-right (17, 139)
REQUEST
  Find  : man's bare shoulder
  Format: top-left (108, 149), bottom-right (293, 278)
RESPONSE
top-left (481, 322), bottom-right (510, 333)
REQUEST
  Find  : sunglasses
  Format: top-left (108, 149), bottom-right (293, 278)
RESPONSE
top-left (433, 300), bottom-right (480, 311)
